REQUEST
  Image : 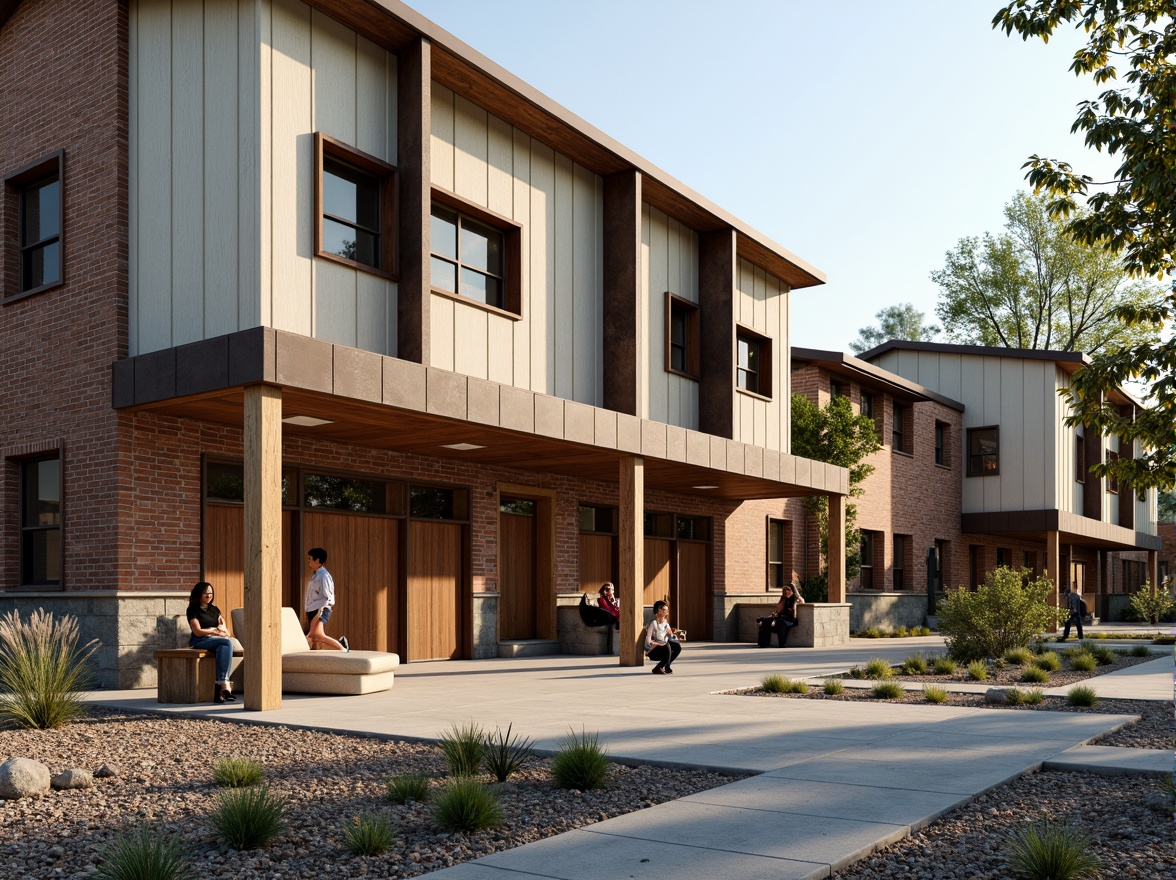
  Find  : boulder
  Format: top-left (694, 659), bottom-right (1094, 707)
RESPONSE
top-left (93, 763), bottom-right (119, 779)
top-left (0, 757), bottom-right (51, 799)
top-left (983, 687), bottom-right (1009, 704)
top-left (51, 768), bottom-right (93, 790)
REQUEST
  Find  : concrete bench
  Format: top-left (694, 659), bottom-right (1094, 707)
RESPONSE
top-left (734, 602), bottom-right (850, 647)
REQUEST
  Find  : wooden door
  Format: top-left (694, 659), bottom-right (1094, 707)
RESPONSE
top-left (302, 511), bottom-right (399, 653)
top-left (578, 533), bottom-right (615, 595)
top-left (644, 538), bottom-right (672, 607)
top-left (203, 505), bottom-right (293, 637)
top-left (500, 506), bottom-right (537, 640)
top-left (676, 541), bottom-right (709, 639)
top-left (408, 520), bottom-right (462, 660)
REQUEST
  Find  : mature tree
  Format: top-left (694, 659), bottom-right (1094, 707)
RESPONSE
top-left (994, 2), bottom-right (1176, 492)
top-left (849, 303), bottom-right (940, 354)
top-left (931, 192), bottom-right (1160, 354)
top-left (1159, 490), bottom-right (1176, 523)
top-left (791, 394), bottom-right (882, 581)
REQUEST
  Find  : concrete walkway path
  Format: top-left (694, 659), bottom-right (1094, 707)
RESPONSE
top-left (91, 639), bottom-right (1173, 880)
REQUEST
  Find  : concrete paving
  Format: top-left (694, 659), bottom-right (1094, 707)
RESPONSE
top-left (90, 638), bottom-right (1173, 880)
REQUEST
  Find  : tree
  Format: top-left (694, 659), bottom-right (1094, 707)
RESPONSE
top-left (791, 394), bottom-right (882, 580)
top-left (993, 2), bottom-right (1176, 491)
top-left (848, 303), bottom-right (940, 354)
top-left (931, 192), bottom-right (1160, 354)
top-left (1159, 490), bottom-right (1176, 523)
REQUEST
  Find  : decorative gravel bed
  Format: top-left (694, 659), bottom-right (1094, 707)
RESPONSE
top-left (0, 709), bottom-right (742, 879)
top-left (842, 649), bottom-right (1156, 688)
top-left (831, 770), bottom-right (1173, 880)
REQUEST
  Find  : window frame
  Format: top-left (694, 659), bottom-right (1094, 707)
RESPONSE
top-left (3, 150), bottom-right (65, 303)
top-left (766, 517), bottom-right (789, 590)
top-left (735, 325), bottom-right (773, 399)
top-left (859, 530), bottom-right (877, 590)
top-left (934, 420), bottom-right (949, 467)
top-left (314, 133), bottom-right (398, 280)
top-left (664, 292), bottom-right (700, 380)
top-left (1106, 449), bottom-right (1119, 494)
top-left (16, 451), bottom-right (64, 590)
top-left (892, 533), bottom-right (909, 590)
top-left (429, 186), bottom-right (523, 319)
top-left (1075, 432), bottom-right (1086, 483)
top-left (966, 426), bottom-right (1000, 477)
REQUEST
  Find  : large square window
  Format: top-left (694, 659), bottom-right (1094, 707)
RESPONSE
top-left (314, 133), bottom-right (396, 278)
top-left (19, 454), bottom-right (62, 587)
top-left (736, 326), bottom-right (772, 397)
top-left (967, 426), bottom-right (1000, 476)
top-left (4, 151), bottom-right (64, 301)
top-left (430, 190), bottom-right (521, 317)
top-left (665, 293), bottom-right (699, 379)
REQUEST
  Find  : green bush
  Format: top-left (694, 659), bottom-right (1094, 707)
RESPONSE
top-left (761, 673), bottom-right (789, 693)
top-left (916, 626), bottom-right (933, 636)
top-left (483, 723), bottom-right (533, 782)
top-left (861, 627), bottom-right (883, 639)
top-left (823, 678), bottom-right (844, 695)
top-left (1022, 688), bottom-right (1044, 705)
top-left (872, 680), bottom-right (904, 699)
top-left (1091, 645), bottom-right (1117, 665)
top-left (1130, 643), bottom-right (1152, 657)
top-left (550, 729), bottom-right (610, 791)
top-left (923, 685), bottom-right (948, 704)
top-left (892, 626), bottom-right (909, 638)
top-left (901, 653), bottom-right (929, 675)
top-left (1067, 685), bottom-right (1098, 707)
top-left (1069, 653), bottom-right (1097, 672)
top-left (386, 772), bottom-right (430, 804)
top-left (1020, 666), bottom-right (1049, 684)
top-left (343, 812), bottom-right (396, 856)
top-left (213, 757), bottom-right (264, 788)
top-left (209, 785), bottom-right (286, 850)
top-left (1006, 820), bottom-right (1101, 880)
top-left (438, 722), bottom-right (485, 778)
top-left (864, 658), bottom-right (894, 679)
top-left (799, 573), bottom-right (828, 604)
top-left (1005, 688), bottom-right (1026, 705)
top-left (937, 567), bottom-right (1063, 663)
top-left (932, 656), bottom-right (957, 675)
top-left (97, 827), bottom-right (188, 880)
top-left (1033, 651), bottom-right (1062, 672)
top-left (966, 660), bottom-right (988, 681)
top-left (0, 609), bottom-right (98, 730)
top-left (847, 666), bottom-right (867, 679)
top-left (432, 777), bottom-right (503, 833)
top-left (1004, 647), bottom-right (1034, 665)
top-left (1128, 586), bottom-right (1176, 624)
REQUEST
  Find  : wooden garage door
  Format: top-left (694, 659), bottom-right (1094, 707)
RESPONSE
top-left (407, 520), bottom-right (462, 660)
top-left (302, 511), bottom-right (399, 653)
top-left (644, 538), bottom-right (672, 607)
top-left (676, 541), bottom-right (709, 640)
top-left (203, 505), bottom-right (293, 638)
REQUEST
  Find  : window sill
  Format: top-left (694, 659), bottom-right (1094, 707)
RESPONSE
top-left (666, 367), bottom-right (700, 382)
top-left (315, 250), bottom-right (398, 282)
top-left (431, 286), bottom-right (522, 322)
top-left (934, 462), bottom-right (952, 471)
top-left (892, 449), bottom-right (913, 459)
top-left (3, 278), bottom-right (63, 305)
top-left (736, 387), bottom-right (772, 403)
top-left (966, 471), bottom-right (1001, 478)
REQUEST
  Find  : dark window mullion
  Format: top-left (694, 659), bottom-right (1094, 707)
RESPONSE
top-left (322, 213), bottom-right (380, 238)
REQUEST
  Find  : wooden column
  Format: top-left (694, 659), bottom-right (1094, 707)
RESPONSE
top-left (603, 170), bottom-right (642, 416)
top-left (1044, 530), bottom-right (1061, 632)
top-left (397, 36), bottom-right (431, 364)
top-left (618, 456), bottom-right (644, 666)
top-left (244, 384), bottom-right (283, 711)
top-left (1147, 549), bottom-right (1158, 594)
top-left (826, 493), bottom-right (846, 604)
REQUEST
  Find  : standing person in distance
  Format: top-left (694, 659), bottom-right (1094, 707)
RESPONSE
top-left (305, 547), bottom-right (349, 651)
top-left (1059, 585), bottom-right (1085, 642)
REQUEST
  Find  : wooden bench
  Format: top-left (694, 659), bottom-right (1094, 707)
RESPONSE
top-left (154, 647), bottom-right (245, 704)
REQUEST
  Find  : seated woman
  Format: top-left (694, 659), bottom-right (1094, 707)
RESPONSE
top-left (758, 584), bottom-right (804, 648)
top-left (186, 581), bottom-right (235, 703)
top-left (598, 582), bottom-right (620, 629)
top-left (644, 600), bottom-right (683, 674)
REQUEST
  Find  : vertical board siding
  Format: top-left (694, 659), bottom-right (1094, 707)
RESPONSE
top-left (129, 0), bottom-right (398, 357)
top-left (733, 258), bottom-right (787, 451)
top-left (430, 85), bottom-right (603, 404)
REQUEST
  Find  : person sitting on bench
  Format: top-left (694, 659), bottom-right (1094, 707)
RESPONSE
top-left (186, 581), bottom-right (235, 703)
top-left (758, 584), bottom-right (803, 648)
top-left (598, 582), bottom-right (620, 629)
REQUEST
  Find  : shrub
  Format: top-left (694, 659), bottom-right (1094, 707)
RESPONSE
top-left (1005, 688), bottom-right (1025, 705)
top-left (761, 673), bottom-right (789, 693)
top-left (872, 680), bottom-right (904, 699)
top-left (864, 658), bottom-right (894, 679)
top-left (923, 685), bottom-right (948, 704)
top-left (386, 772), bottom-right (430, 804)
top-left (1020, 666), bottom-right (1049, 684)
top-left (433, 776), bottom-right (503, 833)
top-left (1069, 653), bottom-right (1097, 672)
top-left (937, 567), bottom-right (1063, 662)
top-left (901, 653), bottom-right (929, 675)
top-left (438, 722), bottom-right (485, 778)
top-left (1033, 651), bottom-right (1062, 672)
top-left (892, 625), bottom-right (909, 638)
top-left (847, 666), bottom-right (867, 679)
top-left (932, 656), bottom-right (957, 675)
top-left (1091, 645), bottom-right (1116, 665)
top-left (1006, 820), bottom-right (1101, 880)
top-left (1067, 685), bottom-right (1098, 707)
top-left (916, 626), bottom-right (933, 636)
top-left (966, 660), bottom-right (988, 681)
top-left (343, 812), bottom-right (396, 856)
top-left (0, 609), bottom-right (98, 730)
top-left (1130, 643), bottom-right (1152, 657)
top-left (1128, 585), bottom-right (1175, 624)
top-left (483, 723), bottom-right (533, 783)
top-left (550, 729), bottom-right (610, 791)
top-left (862, 627), bottom-right (883, 639)
top-left (1004, 647), bottom-right (1033, 665)
top-left (97, 827), bottom-right (188, 880)
top-left (209, 785), bottom-right (286, 850)
top-left (1022, 688), bottom-right (1044, 705)
top-left (799, 573), bottom-right (828, 604)
top-left (213, 757), bottom-right (264, 788)
top-left (823, 678), bottom-right (844, 695)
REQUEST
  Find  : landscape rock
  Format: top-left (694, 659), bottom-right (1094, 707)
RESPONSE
top-left (0, 757), bottom-right (51, 799)
top-left (983, 687), bottom-right (1009, 704)
top-left (50, 769), bottom-right (93, 790)
top-left (92, 763), bottom-right (119, 778)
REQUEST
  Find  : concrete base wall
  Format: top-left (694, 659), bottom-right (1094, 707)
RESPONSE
top-left (849, 592), bottom-right (930, 632)
top-left (472, 593), bottom-right (498, 659)
top-left (733, 601), bottom-right (849, 647)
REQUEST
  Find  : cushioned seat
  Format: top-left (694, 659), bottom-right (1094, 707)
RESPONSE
top-left (230, 607), bottom-right (399, 695)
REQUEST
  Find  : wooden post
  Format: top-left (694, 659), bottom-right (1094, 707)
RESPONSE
top-left (619, 456), bottom-right (644, 667)
top-left (826, 493), bottom-right (846, 604)
top-left (1147, 549), bottom-right (1158, 595)
top-left (244, 384), bottom-right (283, 711)
top-left (1044, 530), bottom-right (1061, 633)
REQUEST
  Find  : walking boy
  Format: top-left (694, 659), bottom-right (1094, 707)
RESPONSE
top-left (305, 547), bottom-right (349, 651)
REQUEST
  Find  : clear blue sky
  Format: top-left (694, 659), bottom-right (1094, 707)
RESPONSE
top-left (406, 0), bottom-right (1117, 352)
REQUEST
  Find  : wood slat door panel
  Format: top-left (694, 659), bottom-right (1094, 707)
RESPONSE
top-left (644, 538), bottom-right (672, 607)
top-left (676, 541), bottom-right (709, 640)
top-left (203, 505), bottom-right (293, 638)
top-left (302, 511), bottom-right (399, 653)
top-left (578, 534), bottom-right (614, 594)
top-left (500, 511), bottom-right (536, 640)
top-left (408, 521), bottom-right (462, 660)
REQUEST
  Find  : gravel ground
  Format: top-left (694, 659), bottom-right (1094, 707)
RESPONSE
top-left (842, 649), bottom-right (1156, 688)
top-left (0, 709), bottom-right (740, 879)
top-left (831, 770), bottom-right (1174, 880)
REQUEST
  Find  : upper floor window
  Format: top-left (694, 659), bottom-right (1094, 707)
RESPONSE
top-left (430, 190), bottom-right (521, 317)
top-left (892, 403), bottom-right (913, 454)
top-left (4, 151), bottom-right (64, 301)
top-left (830, 380), bottom-right (846, 399)
top-left (967, 426), bottom-right (999, 476)
top-left (736, 326), bottom-right (772, 398)
top-left (665, 293), bottom-right (699, 379)
top-left (314, 134), bottom-right (396, 278)
top-left (19, 453), bottom-right (62, 587)
top-left (860, 392), bottom-right (874, 419)
top-left (934, 421), bottom-right (949, 466)
top-left (1075, 433), bottom-right (1086, 483)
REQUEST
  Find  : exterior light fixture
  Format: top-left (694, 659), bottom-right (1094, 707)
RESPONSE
top-left (442, 442), bottom-right (486, 451)
top-left (282, 415), bottom-right (334, 427)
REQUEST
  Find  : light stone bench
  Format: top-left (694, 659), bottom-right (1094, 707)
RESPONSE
top-left (735, 602), bottom-right (850, 647)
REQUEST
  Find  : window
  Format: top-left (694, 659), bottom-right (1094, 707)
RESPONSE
top-left (4, 151), bottom-right (64, 301)
top-left (430, 189), bottom-right (521, 316)
top-left (578, 505), bottom-right (616, 534)
top-left (859, 531), bottom-right (877, 590)
top-left (1024, 551), bottom-right (1038, 576)
top-left (643, 511), bottom-right (674, 538)
top-left (736, 327), bottom-right (772, 397)
top-left (967, 426), bottom-right (1000, 476)
top-left (860, 392), bottom-right (874, 419)
top-left (205, 461), bottom-right (293, 507)
top-left (665, 293), bottom-right (699, 379)
top-left (934, 421), bottom-right (949, 466)
top-left (1106, 450), bottom-right (1119, 494)
top-left (409, 485), bottom-right (470, 521)
top-left (893, 534), bottom-right (908, 590)
top-left (767, 518), bottom-right (790, 589)
top-left (314, 134), bottom-right (396, 278)
top-left (304, 473), bottom-right (403, 515)
top-left (892, 403), bottom-right (913, 454)
top-left (676, 516), bottom-right (710, 541)
top-left (830, 380), bottom-right (845, 399)
top-left (1075, 433), bottom-right (1086, 483)
top-left (935, 539), bottom-right (948, 589)
top-left (996, 547), bottom-right (1012, 568)
top-left (968, 544), bottom-right (982, 588)
top-left (19, 454), bottom-right (62, 587)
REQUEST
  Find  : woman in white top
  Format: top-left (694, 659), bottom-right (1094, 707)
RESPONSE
top-left (644, 600), bottom-right (682, 674)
